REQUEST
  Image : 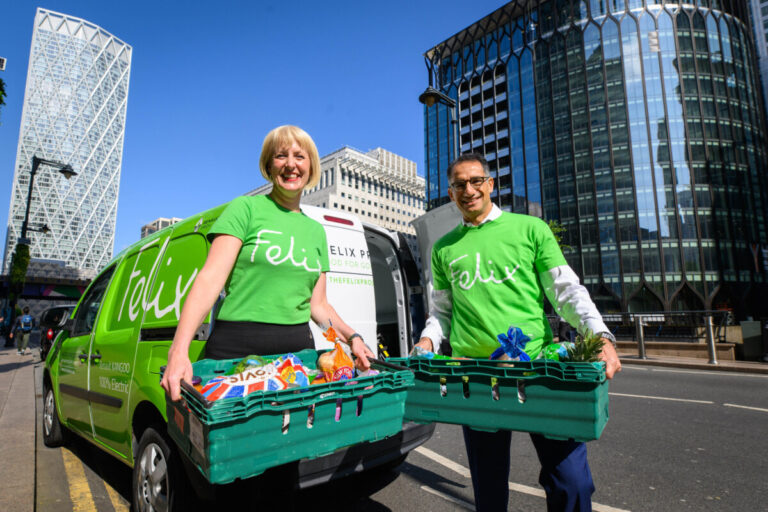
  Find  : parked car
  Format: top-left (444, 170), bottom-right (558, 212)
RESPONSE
top-left (42, 201), bottom-right (434, 510)
top-left (39, 305), bottom-right (76, 361)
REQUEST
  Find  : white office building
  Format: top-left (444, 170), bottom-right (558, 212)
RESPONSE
top-left (3, 8), bottom-right (131, 277)
top-left (246, 146), bottom-right (426, 265)
top-left (141, 217), bottom-right (183, 239)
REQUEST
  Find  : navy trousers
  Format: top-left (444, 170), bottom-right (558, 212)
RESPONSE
top-left (462, 426), bottom-right (595, 511)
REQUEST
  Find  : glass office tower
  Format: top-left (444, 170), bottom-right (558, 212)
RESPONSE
top-left (4, 8), bottom-right (131, 277)
top-left (423, 1), bottom-right (768, 318)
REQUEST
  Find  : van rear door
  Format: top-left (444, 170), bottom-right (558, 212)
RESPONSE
top-left (361, 223), bottom-right (427, 358)
top-left (300, 205), bottom-right (378, 355)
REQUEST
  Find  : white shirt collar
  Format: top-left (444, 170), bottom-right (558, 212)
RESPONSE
top-left (461, 204), bottom-right (502, 227)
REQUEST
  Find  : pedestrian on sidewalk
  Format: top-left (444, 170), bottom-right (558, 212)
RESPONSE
top-left (0, 301), bottom-right (12, 347)
top-left (10, 306), bottom-right (34, 355)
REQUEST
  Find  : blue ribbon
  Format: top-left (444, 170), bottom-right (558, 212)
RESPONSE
top-left (491, 326), bottom-right (531, 361)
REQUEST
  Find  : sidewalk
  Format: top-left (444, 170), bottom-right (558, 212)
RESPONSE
top-left (0, 343), bottom-right (39, 512)
top-left (619, 353), bottom-right (768, 374)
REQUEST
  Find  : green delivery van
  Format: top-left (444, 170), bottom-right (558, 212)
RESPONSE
top-left (41, 200), bottom-right (434, 510)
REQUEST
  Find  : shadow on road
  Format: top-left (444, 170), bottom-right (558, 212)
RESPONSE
top-left (398, 460), bottom-right (473, 505)
top-left (62, 432), bottom-right (133, 501)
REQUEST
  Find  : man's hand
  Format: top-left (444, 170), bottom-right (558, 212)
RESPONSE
top-left (413, 337), bottom-right (434, 354)
top-left (599, 339), bottom-right (622, 379)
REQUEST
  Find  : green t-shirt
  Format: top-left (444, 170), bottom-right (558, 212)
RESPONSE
top-left (432, 212), bottom-right (566, 359)
top-left (209, 195), bottom-right (330, 324)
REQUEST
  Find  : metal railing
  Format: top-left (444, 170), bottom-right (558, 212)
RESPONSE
top-left (548, 310), bottom-right (732, 365)
top-left (598, 310), bottom-right (731, 344)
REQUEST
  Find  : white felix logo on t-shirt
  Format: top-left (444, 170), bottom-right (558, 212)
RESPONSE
top-left (252, 229), bottom-right (322, 272)
top-left (448, 253), bottom-right (520, 290)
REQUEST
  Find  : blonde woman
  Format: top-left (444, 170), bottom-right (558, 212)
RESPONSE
top-left (162, 125), bottom-right (372, 401)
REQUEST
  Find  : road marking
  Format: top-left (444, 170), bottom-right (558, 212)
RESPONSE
top-left (723, 403), bottom-right (768, 413)
top-left (420, 485), bottom-right (475, 510)
top-left (415, 446), bottom-right (470, 478)
top-left (609, 392), bottom-right (714, 404)
top-left (106, 481), bottom-right (129, 511)
top-left (649, 368), bottom-right (768, 378)
top-left (414, 446), bottom-right (631, 512)
top-left (61, 447), bottom-right (96, 512)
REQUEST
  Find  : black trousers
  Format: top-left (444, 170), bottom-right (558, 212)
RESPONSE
top-left (462, 427), bottom-right (594, 511)
top-left (204, 320), bottom-right (314, 505)
top-left (204, 320), bottom-right (314, 360)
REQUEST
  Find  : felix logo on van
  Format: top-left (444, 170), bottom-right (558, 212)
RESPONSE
top-left (117, 237), bottom-right (199, 322)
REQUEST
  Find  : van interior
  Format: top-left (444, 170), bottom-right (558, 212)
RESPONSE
top-left (365, 229), bottom-right (423, 358)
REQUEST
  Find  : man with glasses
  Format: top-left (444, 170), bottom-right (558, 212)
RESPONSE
top-left (416, 153), bottom-right (621, 512)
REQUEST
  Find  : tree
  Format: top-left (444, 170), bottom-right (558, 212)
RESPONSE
top-left (547, 219), bottom-right (571, 252)
top-left (8, 242), bottom-right (30, 317)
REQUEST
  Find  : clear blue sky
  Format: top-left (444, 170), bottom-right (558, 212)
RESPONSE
top-left (0, 0), bottom-right (503, 255)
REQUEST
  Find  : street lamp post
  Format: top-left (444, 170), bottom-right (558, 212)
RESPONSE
top-left (7, 155), bottom-right (77, 312)
top-left (418, 85), bottom-right (460, 162)
top-left (20, 156), bottom-right (76, 242)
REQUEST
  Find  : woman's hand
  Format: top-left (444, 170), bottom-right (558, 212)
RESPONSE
top-left (160, 347), bottom-right (193, 401)
top-left (350, 336), bottom-right (374, 371)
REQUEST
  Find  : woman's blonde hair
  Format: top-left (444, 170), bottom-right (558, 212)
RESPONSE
top-left (259, 125), bottom-right (321, 189)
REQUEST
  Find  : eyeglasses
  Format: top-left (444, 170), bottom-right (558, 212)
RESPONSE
top-left (449, 176), bottom-right (490, 191)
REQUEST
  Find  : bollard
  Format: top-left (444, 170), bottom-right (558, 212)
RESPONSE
top-left (704, 314), bottom-right (718, 365)
top-left (635, 315), bottom-right (647, 360)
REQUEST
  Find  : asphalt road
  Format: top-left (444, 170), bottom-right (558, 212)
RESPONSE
top-left (35, 363), bottom-right (768, 511)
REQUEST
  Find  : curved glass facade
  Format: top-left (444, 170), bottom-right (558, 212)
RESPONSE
top-left (423, 1), bottom-right (768, 318)
top-left (4, 8), bottom-right (131, 278)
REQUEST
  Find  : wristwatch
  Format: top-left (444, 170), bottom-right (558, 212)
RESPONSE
top-left (347, 333), bottom-right (363, 344)
top-left (597, 331), bottom-right (617, 346)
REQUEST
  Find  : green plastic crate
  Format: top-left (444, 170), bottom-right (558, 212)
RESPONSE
top-left (166, 349), bottom-right (414, 484)
top-left (388, 357), bottom-right (609, 442)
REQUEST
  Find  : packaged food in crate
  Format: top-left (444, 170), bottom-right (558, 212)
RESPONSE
top-left (165, 349), bottom-right (414, 484)
top-left (387, 357), bottom-right (608, 442)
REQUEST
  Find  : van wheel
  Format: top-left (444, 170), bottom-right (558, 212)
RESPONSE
top-left (132, 426), bottom-right (192, 512)
top-left (42, 381), bottom-right (68, 447)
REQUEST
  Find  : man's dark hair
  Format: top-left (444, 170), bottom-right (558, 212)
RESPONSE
top-left (446, 153), bottom-right (491, 180)
top-left (23, 306), bottom-right (29, 314)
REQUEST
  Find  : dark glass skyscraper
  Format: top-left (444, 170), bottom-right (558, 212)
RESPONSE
top-left (423, 1), bottom-right (768, 318)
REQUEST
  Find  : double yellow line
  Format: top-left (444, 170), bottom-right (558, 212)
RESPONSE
top-left (61, 447), bottom-right (129, 511)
